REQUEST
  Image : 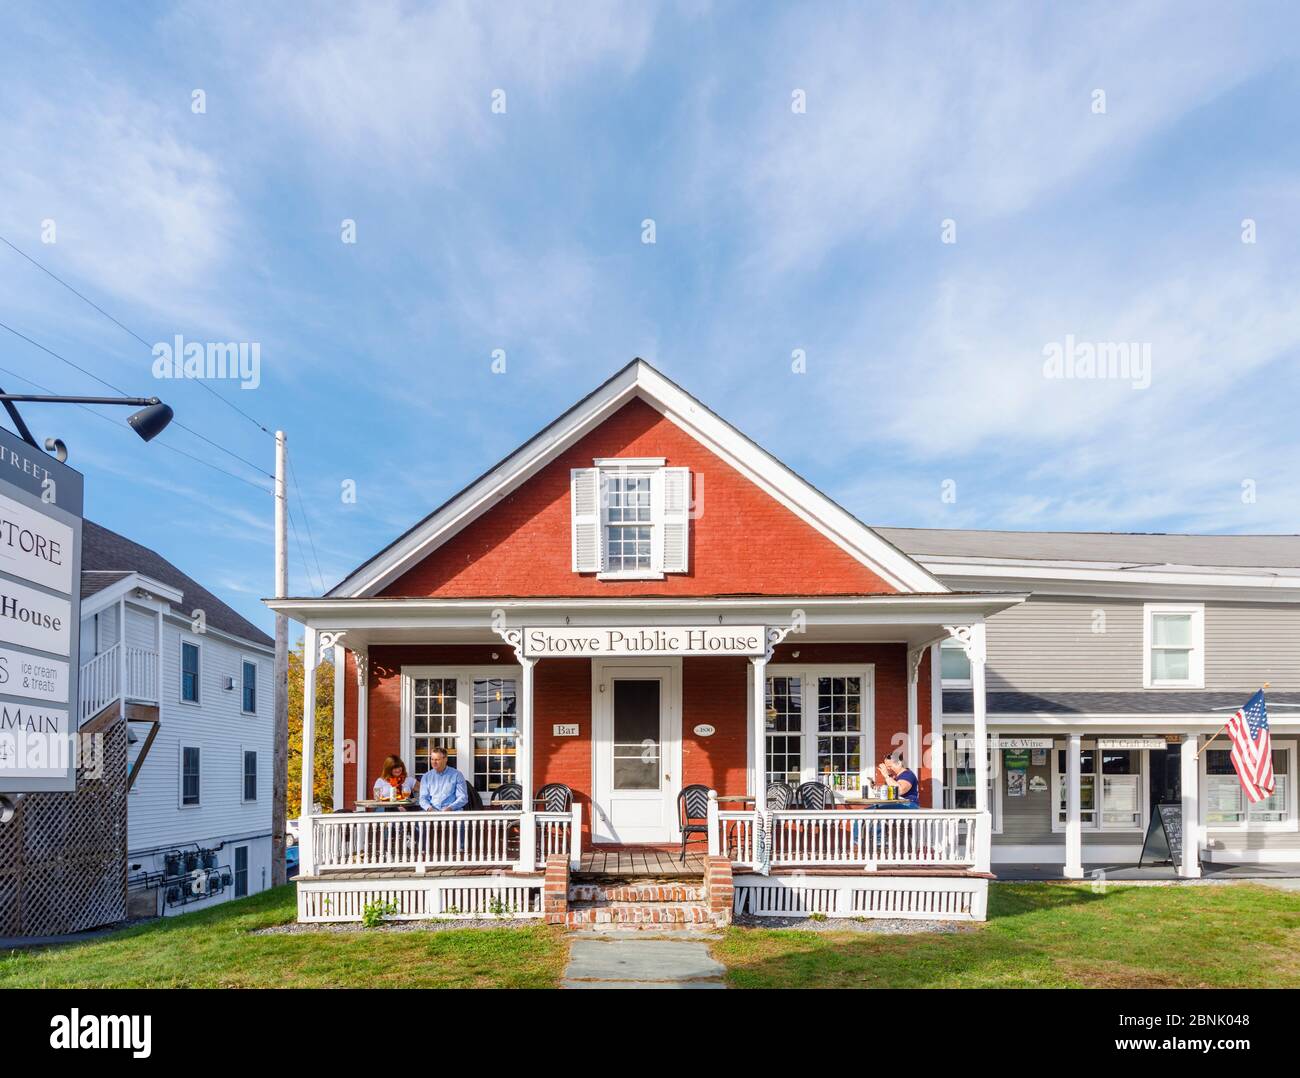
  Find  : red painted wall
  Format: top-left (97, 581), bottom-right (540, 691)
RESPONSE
top-left (380, 397), bottom-right (899, 598)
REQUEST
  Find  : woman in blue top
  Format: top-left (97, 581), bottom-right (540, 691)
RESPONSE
top-left (880, 756), bottom-right (920, 807)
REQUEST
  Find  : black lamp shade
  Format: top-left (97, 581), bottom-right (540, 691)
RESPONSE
top-left (127, 401), bottom-right (174, 442)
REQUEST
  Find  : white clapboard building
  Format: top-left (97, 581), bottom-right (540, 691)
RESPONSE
top-left (78, 521), bottom-right (275, 916)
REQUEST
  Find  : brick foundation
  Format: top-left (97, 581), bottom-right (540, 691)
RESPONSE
top-left (703, 855), bottom-right (734, 925)
top-left (542, 854), bottom-right (569, 924)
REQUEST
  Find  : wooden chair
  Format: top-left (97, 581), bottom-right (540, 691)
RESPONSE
top-left (677, 784), bottom-right (711, 863)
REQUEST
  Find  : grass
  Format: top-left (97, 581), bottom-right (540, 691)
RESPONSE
top-left (714, 881), bottom-right (1300, 988)
top-left (0, 886), bottom-right (567, 989)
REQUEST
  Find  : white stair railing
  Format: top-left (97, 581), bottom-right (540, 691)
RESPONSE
top-left (124, 645), bottom-right (159, 702)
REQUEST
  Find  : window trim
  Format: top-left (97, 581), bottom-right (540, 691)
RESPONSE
top-left (942, 734), bottom-right (1003, 834)
top-left (1199, 739), bottom-right (1296, 833)
top-left (241, 747), bottom-right (258, 804)
top-left (1050, 739), bottom-right (1148, 833)
top-left (939, 640), bottom-right (972, 689)
top-left (240, 657), bottom-right (258, 715)
top-left (764, 664), bottom-right (875, 797)
top-left (179, 637), bottom-right (202, 705)
top-left (179, 744), bottom-right (201, 809)
top-left (400, 664), bottom-right (522, 792)
top-left (1142, 603), bottom-right (1205, 689)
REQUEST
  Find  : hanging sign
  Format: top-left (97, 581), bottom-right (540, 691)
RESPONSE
top-left (523, 625), bottom-right (765, 658)
top-left (0, 425), bottom-right (82, 795)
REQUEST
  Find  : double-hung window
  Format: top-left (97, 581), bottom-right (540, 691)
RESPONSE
top-left (1143, 604), bottom-right (1204, 688)
top-left (181, 746), bottom-right (201, 806)
top-left (764, 666), bottom-right (873, 794)
top-left (571, 460), bottom-right (691, 578)
top-left (241, 660), bottom-right (257, 714)
top-left (1203, 745), bottom-right (1293, 828)
top-left (181, 640), bottom-right (200, 703)
top-left (242, 749), bottom-right (258, 802)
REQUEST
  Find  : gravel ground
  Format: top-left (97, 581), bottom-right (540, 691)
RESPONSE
top-left (254, 917), bottom-right (539, 936)
top-left (732, 914), bottom-right (975, 934)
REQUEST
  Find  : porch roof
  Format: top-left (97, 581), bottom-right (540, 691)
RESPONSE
top-left (264, 591), bottom-right (1028, 651)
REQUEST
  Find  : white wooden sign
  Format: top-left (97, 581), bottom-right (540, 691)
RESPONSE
top-left (0, 575), bottom-right (71, 655)
top-left (0, 490), bottom-right (73, 593)
top-left (1098, 738), bottom-right (1167, 750)
top-left (552, 723), bottom-right (580, 737)
top-left (0, 646), bottom-right (68, 704)
top-left (523, 625), bottom-right (765, 658)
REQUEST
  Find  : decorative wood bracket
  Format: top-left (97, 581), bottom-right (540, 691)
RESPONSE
top-left (318, 630), bottom-right (346, 664)
top-left (942, 624), bottom-right (985, 665)
top-left (353, 651), bottom-right (369, 690)
top-left (491, 624), bottom-right (532, 666)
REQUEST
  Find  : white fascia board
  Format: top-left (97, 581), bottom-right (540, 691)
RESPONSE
top-left (330, 360), bottom-right (946, 599)
top-left (919, 558), bottom-right (1300, 593)
top-left (943, 713), bottom-right (1300, 730)
top-left (160, 609), bottom-right (275, 655)
top-left (81, 573), bottom-right (185, 618)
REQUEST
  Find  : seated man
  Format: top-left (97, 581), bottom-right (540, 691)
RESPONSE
top-left (418, 747), bottom-right (469, 812)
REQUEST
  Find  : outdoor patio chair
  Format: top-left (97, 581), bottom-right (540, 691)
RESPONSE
top-left (491, 782), bottom-right (523, 807)
top-left (765, 783), bottom-right (794, 810)
top-left (536, 783), bottom-right (573, 813)
top-left (795, 781), bottom-right (833, 811)
top-left (677, 783), bottom-right (711, 863)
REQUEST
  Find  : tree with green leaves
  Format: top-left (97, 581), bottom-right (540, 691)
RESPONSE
top-left (287, 640), bottom-right (334, 816)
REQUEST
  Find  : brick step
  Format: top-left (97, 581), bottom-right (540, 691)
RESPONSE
top-left (569, 882), bottom-right (705, 904)
top-left (565, 901), bottom-right (714, 926)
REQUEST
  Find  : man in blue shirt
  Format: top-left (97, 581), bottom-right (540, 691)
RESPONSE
top-left (419, 747), bottom-right (469, 812)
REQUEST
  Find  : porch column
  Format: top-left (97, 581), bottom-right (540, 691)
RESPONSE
top-left (751, 655), bottom-right (767, 807)
top-left (1179, 734), bottom-right (1202, 878)
top-left (929, 641), bottom-right (945, 808)
top-left (968, 622), bottom-right (988, 815)
top-left (1064, 732), bottom-right (1083, 879)
top-left (332, 644), bottom-right (345, 811)
top-left (354, 653), bottom-right (369, 804)
top-left (300, 626), bottom-right (318, 819)
top-left (906, 647), bottom-right (921, 775)
top-left (516, 657), bottom-right (536, 872)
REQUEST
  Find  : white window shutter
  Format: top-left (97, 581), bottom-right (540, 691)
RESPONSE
top-left (571, 468), bottom-right (603, 572)
top-left (658, 467), bottom-right (690, 573)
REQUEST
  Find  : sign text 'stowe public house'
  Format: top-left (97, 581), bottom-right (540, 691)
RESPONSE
top-left (523, 625), bottom-right (765, 658)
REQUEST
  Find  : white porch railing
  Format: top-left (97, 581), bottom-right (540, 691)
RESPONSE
top-left (711, 799), bottom-right (987, 872)
top-left (124, 645), bottom-right (158, 702)
top-left (79, 643), bottom-right (160, 722)
top-left (303, 804), bottom-right (582, 876)
top-left (79, 646), bottom-right (119, 722)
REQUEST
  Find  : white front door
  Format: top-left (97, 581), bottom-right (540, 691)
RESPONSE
top-left (592, 661), bottom-right (681, 843)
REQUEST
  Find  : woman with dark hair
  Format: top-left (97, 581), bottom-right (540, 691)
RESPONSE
top-left (878, 755), bottom-right (920, 807)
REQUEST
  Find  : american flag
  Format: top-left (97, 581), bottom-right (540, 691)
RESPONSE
top-left (1225, 689), bottom-right (1274, 803)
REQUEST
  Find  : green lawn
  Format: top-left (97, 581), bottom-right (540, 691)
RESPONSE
top-left (714, 881), bottom-right (1300, 988)
top-left (0, 886), bottom-right (567, 989)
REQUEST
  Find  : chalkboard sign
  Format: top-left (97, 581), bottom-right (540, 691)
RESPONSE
top-left (1138, 803), bottom-right (1186, 867)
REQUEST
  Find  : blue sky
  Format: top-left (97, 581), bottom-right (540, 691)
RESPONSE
top-left (1, 2), bottom-right (1298, 634)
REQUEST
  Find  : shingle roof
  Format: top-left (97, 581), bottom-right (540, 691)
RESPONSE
top-left (81, 520), bottom-right (273, 648)
top-left (942, 690), bottom-right (1300, 715)
top-left (876, 527), bottom-right (1300, 571)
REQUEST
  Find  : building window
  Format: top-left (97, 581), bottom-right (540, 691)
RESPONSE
top-left (243, 750), bottom-right (258, 802)
top-left (939, 641), bottom-right (972, 687)
top-left (1053, 743), bottom-right (1144, 830)
top-left (234, 846), bottom-right (249, 898)
top-left (242, 660), bottom-right (257, 714)
top-left (604, 472), bottom-right (653, 573)
top-left (411, 677), bottom-right (458, 775)
top-left (181, 746), bottom-right (200, 806)
top-left (1204, 746), bottom-right (1292, 827)
top-left (181, 640), bottom-right (200, 702)
top-left (471, 676), bottom-right (517, 794)
top-left (1143, 604), bottom-right (1204, 688)
top-left (765, 667), bottom-right (872, 794)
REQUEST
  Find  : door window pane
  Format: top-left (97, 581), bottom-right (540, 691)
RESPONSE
top-left (612, 679), bottom-right (660, 790)
top-left (472, 678), bottom-right (517, 793)
top-left (412, 677), bottom-right (457, 774)
top-left (765, 676), bottom-right (802, 785)
top-left (816, 676), bottom-right (863, 791)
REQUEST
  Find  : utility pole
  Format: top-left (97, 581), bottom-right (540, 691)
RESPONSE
top-left (271, 430), bottom-right (289, 887)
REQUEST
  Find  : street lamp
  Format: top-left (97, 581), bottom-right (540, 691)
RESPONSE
top-left (0, 389), bottom-right (174, 451)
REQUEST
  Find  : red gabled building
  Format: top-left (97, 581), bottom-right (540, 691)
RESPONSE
top-left (272, 360), bottom-right (1021, 925)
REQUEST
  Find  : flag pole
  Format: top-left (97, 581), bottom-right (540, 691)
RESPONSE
top-left (1194, 683), bottom-right (1268, 759)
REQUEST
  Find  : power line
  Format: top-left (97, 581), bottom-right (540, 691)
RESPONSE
top-left (285, 502), bottom-right (321, 595)
top-left (0, 317), bottom-right (272, 478)
top-left (0, 362), bottom-right (272, 493)
top-left (0, 232), bottom-right (273, 436)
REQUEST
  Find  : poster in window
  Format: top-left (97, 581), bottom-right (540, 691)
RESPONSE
top-left (1031, 748), bottom-right (1048, 766)
top-left (1029, 774), bottom-right (1048, 793)
top-left (1003, 750), bottom-right (1030, 772)
top-left (1007, 770), bottom-right (1027, 798)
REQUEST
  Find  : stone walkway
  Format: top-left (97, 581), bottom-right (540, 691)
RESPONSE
top-left (561, 930), bottom-right (726, 989)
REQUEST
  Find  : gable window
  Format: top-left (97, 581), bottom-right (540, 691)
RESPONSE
top-left (242, 660), bottom-right (257, 714)
top-left (1143, 603), bottom-right (1204, 688)
top-left (764, 666), bottom-right (873, 795)
top-left (1203, 743), bottom-right (1293, 829)
top-left (181, 746), bottom-right (201, 806)
top-left (181, 640), bottom-right (200, 702)
top-left (242, 749), bottom-right (258, 802)
top-left (571, 460), bottom-right (690, 578)
top-left (939, 641), bottom-right (972, 687)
